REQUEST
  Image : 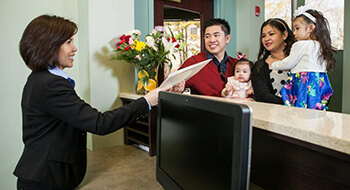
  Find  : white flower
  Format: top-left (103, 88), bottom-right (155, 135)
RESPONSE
top-left (126, 29), bottom-right (141, 37)
top-left (146, 36), bottom-right (157, 51)
top-left (162, 37), bottom-right (177, 55)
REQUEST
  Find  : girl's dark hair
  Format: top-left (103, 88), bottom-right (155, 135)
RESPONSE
top-left (20, 15), bottom-right (78, 72)
top-left (234, 58), bottom-right (254, 74)
top-left (295, 9), bottom-right (336, 71)
top-left (257, 18), bottom-right (296, 60)
top-left (203, 18), bottom-right (230, 36)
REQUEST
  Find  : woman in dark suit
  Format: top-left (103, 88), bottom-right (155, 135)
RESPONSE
top-left (14, 14), bottom-right (165, 189)
top-left (251, 18), bottom-right (296, 104)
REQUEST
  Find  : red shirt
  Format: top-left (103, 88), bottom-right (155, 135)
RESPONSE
top-left (179, 52), bottom-right (238, 97)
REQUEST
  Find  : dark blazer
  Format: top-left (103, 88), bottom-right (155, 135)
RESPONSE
top-left (14, 70), bottom-right (149, 189)
top-left (251, 59), bottom-right (284, 104)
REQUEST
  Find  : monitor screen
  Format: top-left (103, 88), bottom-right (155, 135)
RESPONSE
top-left (156, 92), bottom-right (252, 190)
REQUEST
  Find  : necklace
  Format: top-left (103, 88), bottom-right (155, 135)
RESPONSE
top-left (270, 54), bottom-right (282, 61)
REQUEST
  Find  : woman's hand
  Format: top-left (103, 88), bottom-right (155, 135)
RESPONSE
top-left (144, 85), bottom-right (172, 106)
top-left (246, 88), bottom-right (254, 96)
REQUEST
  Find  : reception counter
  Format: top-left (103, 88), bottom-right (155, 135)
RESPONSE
top-left (203, 95), bottom-right (350, 190)
top-left (203, 96), bottom-right (350, 155)
top-left (120, 92), bottom-right (350, 189)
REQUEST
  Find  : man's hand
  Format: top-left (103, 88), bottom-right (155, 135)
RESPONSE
top-left (169, 81), bottom-right (185, 93)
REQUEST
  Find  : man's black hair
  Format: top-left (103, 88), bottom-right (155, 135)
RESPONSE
top-left (203, 18), bottom-right (230, 35)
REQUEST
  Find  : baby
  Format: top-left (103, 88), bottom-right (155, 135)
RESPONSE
top-left (221, 55), bottom-right (254, 99)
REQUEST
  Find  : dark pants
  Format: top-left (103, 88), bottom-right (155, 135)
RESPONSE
top-left (17, 178), bottom-right (73, 190)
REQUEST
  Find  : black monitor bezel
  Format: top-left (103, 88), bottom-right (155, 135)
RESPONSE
top-left (156, 92), bottom-right (252, 190)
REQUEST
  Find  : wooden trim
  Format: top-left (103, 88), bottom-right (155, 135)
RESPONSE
top-left (251, 127), bottom-right (350, 190)
top-left (166, 0), bottom-right (181, 2)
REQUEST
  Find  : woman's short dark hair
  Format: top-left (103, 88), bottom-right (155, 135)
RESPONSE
top-left (257, 18), bottom-right (295, 60)
top-left (20, 15), bottom-right (78, 72)
top-left (203, 18), bottom-right (231, 36)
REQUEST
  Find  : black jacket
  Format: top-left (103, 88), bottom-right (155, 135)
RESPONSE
top-left (251, 59), bottom-right (284, 104)
top-left (14, 70), bottom-right (149, 189)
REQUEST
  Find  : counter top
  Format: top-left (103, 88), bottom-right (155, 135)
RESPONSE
top-left (202, 95), bottom-right (350, 155)
top-left (119, 92), bottom-right (350, 155)
top-left (119, 92), bottom-right (143, 100)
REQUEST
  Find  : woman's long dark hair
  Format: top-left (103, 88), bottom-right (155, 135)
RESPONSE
top-left (257, 18), bottom-right (296, 61)
top-left (20, 15), bottom-right (78, 72)
top-left (295, 9), bottom-right (336, 71)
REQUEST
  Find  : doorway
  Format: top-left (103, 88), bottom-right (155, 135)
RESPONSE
top-left (163, 6), bottom-right (200, 72)
top-left (154, 0), bottom-right (214, 75)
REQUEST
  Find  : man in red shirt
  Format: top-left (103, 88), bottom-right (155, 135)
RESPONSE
top-left (178, 18), bottom-right (238, 96)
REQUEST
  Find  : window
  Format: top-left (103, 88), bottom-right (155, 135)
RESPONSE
top-left (265, 0), bottom-right (344, 50)
top-left (265, 0), bottom-right (292, 27)
top-left (305, 0), bottom-right (344, 50)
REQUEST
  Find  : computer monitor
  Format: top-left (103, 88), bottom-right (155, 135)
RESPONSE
top-left (156, 92), bottom-right (252, 190)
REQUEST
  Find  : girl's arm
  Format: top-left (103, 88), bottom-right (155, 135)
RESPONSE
top-left (268, 41), bottom-right (307, 70)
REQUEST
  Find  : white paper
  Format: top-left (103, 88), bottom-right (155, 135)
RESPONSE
top-left (159, 59), bottom-right (212, 89)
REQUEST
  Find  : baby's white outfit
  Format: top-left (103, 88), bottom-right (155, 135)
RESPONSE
top-left (222, 77), bottom-right (252, 98)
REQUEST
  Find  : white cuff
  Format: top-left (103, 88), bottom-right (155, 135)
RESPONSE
top-left (143, 97), bottom-right (152, 110)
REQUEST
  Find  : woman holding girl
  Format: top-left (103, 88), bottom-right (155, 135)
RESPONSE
top-left (266, 8), bottom-right (335, 110)
top-left (251, 18), bottom-right (296, 104)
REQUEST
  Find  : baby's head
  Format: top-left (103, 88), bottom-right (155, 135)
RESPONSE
top-left (234, 59), bottom-right (253, 83)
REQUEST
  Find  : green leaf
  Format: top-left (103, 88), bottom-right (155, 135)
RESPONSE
top-left (176, 32), bottom-right (183, 39)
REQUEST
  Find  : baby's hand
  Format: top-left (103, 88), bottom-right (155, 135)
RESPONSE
top-left (222, 84), bottom-right (234, 97)
top-left (265, 55), bottom-right (275, 65)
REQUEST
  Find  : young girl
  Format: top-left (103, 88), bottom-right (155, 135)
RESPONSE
top-left (222, 53), bottom-right (254, 99)
top-left (266, 8), bottom-right (336, 110)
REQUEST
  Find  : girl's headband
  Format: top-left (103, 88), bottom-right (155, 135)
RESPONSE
top-left (294, 6), bottom-right (316, 23)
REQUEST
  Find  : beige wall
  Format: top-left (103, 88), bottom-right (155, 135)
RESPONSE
top-left (83, 0), bottom-right (136, 150)
top-left (236, 0), bottom-right (265, 61)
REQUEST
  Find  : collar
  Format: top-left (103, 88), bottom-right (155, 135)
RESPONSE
top-left (48, 66), bottom-right (70, 79)
top-left (205, 50), bottom-right (229, 66)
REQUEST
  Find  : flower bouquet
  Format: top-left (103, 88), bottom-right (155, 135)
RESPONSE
top-left (111, 26), bottom-right (184, 94)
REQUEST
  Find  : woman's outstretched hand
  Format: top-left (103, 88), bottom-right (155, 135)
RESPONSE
top-left (144, 85), bottom-right (171, 106)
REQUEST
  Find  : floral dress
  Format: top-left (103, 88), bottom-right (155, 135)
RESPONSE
top-left (280, 72), bottom-right (333, 110)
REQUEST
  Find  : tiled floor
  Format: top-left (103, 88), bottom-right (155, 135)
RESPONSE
top-left (77, 145), bottom-right (263, 190)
